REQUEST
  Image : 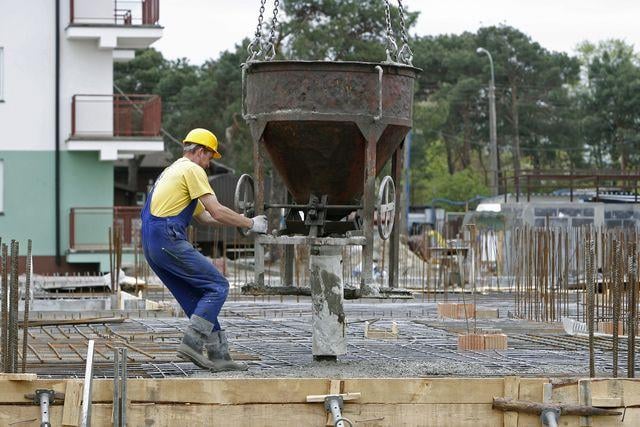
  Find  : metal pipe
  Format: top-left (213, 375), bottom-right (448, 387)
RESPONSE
top-left (540, 408), bottom-right (560, 427)
top-left (264, 203), bottom-right (363, 210)
top-left (476, 47), bottom-right (499, 197)
top-left (113, 346), bottom-right (120, 426)
top-left (35, 389), bottom-right (55, 427)
top-left (120, 348), bottom-right (127, 425)
top-left (80, 340), bottom-right (95, 427)
top-left (373, 65), bottom-right (383, 121)
top-left (324, 396), bottom-right (346, 427)
top-left (55, 0), bottom-right (61, 265)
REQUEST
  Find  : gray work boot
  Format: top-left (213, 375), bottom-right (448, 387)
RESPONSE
top-left (204, 330), bottom-right (248, 372)
top-left (176, 315), bottom-right (216, 369)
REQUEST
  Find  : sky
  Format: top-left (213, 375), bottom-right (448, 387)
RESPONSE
top-left (153, 0), bottom-right (640, 65)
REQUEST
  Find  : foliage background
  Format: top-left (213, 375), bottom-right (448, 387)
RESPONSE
top-left (115, 0), bottom-right (640, 209)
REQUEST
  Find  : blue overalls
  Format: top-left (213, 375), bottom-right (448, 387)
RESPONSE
top-left (141, 186), bottom-right (229, 331)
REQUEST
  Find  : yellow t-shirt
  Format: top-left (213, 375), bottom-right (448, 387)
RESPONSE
top-left (150, 158), bottom-right (214, 217)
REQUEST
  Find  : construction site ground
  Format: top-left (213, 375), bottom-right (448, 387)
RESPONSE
top-left (20, 291), bottom-right (628, 380)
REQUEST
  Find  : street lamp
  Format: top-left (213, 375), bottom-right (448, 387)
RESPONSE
top-left (476, 47), bottom-right (499, 197)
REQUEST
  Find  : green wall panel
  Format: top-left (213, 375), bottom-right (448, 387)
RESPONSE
top-left (0, 151), bottom-right (114, 256)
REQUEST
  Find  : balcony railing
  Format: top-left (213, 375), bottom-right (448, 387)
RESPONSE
top-left (70, 0), bottom-right (159, 26)
top-left (69, 206), bottom-right (142, 251)
top-left (71, 94), bottom-right (162, 138)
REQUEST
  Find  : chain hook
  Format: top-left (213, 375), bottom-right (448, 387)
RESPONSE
top-left (260, 0), bottom-right (280, 61)
top-left (382, 0), bottom-right (398, 63)
top-left (246, 0), bottom-right (268, 62)
top-left (395, 0), bottom-right (414, 65)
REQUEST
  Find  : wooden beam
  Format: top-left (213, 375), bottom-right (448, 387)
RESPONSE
top-left (62, 380), bottom-right (83, 426)
top-left (492, 397), bottom-right (621, 416)
top-left (503, 376), bottom-right (519, 427)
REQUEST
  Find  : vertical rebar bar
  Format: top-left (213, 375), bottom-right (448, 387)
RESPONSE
top-left (21, 239), bottom-right (32, 373)
top-left (0, 241), bottom-right (6, 372)
top-left (586, 231), bottom-right (596, 378)
top-left (629, 241), bottom-right (637, 378)
top-left (612, 239), bottom-right (621, 377)
top-left (9, 240), bottom-right (19, 373)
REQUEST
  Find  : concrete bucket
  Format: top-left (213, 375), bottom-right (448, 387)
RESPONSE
top-left (243, 60), bottom-right (419, 219)
top-left (241, 60), bottom-right (419, 360)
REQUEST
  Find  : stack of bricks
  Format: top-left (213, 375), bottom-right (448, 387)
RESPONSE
top-left (457, 330), bottom-right (508, 351)
top-left (598, 321), bottom-right (625, 336)
top-left (437, 303), bottom-right (476, 319)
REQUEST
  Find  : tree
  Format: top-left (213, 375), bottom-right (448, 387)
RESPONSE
top-left (279, 0), bottom-right (418, 61)
top-left (578, 40), bottom-right (640, 170)
top-left (476, 26), bottom-right (581, 178)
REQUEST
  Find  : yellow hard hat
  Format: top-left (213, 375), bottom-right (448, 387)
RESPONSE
top-left (183, 128), bottom-right (222, 159)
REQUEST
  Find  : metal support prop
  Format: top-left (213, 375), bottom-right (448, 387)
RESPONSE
top-left (388, 141), bottom-right (404, 288)
top-left (33, 389), bottom-right (55, 427)
top-left (253, 135), bottom-right (265, 287)
top-left (324, 395), bottom-right (352, 427)
top-left (311, 246), bottom-right (346, 359)
top-left (540, 407), bottom-right (561, 427)
top-left (80, 339), bottom-right (95, 427)
top-left (113, 347), bottom-right (128, 426)
top-left (361, 136), bottom-right (377, 294)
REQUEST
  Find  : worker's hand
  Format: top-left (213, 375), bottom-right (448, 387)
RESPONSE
top-left (249, 215), bottom-right (268, 234)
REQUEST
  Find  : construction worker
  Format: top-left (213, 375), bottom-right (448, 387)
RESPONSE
top-left (141, 128), bottom-right (267, 372)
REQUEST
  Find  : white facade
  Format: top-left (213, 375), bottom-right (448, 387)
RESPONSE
top-left (0, 0), bottom-right (163, 157)
top-left (0, 1), bottom-right (56, 151)
top-left (0, 0), bottom-right (163, 270)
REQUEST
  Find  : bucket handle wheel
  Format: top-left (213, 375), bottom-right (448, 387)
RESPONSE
top-left (234, 174), bottom-right (256, 237)
top-left (377, 176), bottom-right (396, 240)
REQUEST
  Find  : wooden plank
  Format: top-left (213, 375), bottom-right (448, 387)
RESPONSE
top-left (0, 378), bottom-right (332, 404)
top-left (62, 380), bottom-right (83, 426)
top-left (17, 403), bottom-right (637, 427)
top-left (0, 403), bottom-right (502, 427)
top-left (0, 373), bottom-right (37, 381)
top-left (502, 376), bottom-right (519, 427)
top-left (552, 379), bottom-right (580, 405)
top-left (343, 378), bottom-right (506, 404)
top-left (518, 378), bottom-right (547, 403)
top-left (0, 378), bottom-right (518, 405)
top-left (589, 378), bottom-right (639, 406)
top-left (591, 397), bottom-right (623, 407)
top-left (579, 379), bottom-right (592, 427)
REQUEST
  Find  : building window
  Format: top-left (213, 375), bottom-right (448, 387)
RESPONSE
top-left (0, 47), bottom-right (4, 101)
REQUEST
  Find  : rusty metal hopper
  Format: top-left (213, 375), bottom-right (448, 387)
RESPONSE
top-left (243, 60), bottom-right (418, 209)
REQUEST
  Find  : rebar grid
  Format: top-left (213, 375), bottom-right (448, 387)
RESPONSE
top-left (9, 294), bottom-right (635, 379)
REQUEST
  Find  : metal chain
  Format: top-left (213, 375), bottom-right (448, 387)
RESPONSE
top-left (263, 0), bottom-right (280, 60)
top-left (382, 0), bottom-right (398, 63)
top-left (246, 0), bottom-right (268, 62)
top-left (395, 0), bottom-right (413, 65)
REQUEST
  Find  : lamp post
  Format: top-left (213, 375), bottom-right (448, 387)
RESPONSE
top-left (476, 47), bottom-right (499, 197)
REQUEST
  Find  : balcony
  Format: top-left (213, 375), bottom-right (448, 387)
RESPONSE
top-left (66, 0), bottom-right (162, 50)
top-left (67, 94), bottom-right (164, 161)
top-left (69, 206), bottom-right (142, 252)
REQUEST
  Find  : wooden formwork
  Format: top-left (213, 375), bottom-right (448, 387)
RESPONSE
top-left (0, 376), bottom-right (638, 426)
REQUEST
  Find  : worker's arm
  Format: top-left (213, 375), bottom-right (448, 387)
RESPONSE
top-left (193, 209), bottom-right (222, 226)
top-left (199, 193), bottom-right (254, 228)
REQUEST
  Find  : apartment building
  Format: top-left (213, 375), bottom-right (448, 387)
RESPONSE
top-left (0, 0), bottom-right (163, 272)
